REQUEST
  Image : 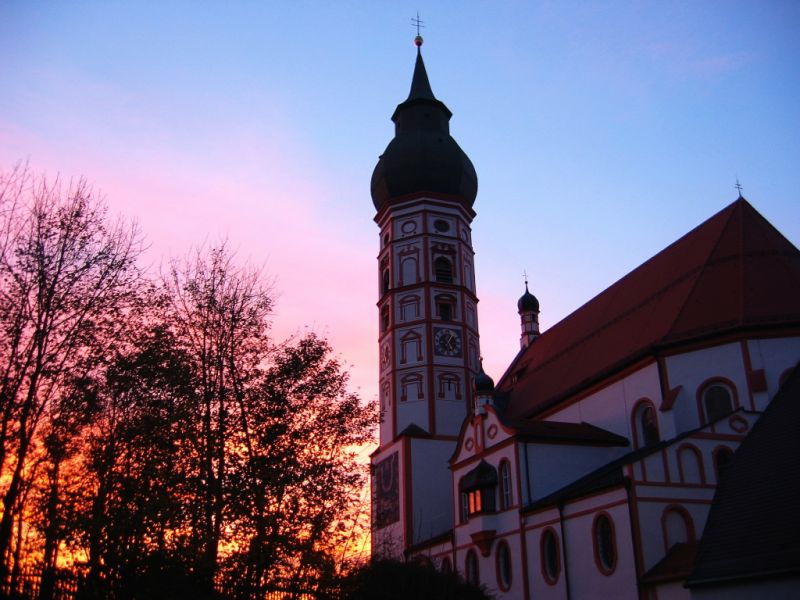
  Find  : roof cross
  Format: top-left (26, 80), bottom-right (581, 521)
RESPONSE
top-left (411, 12), bottom-right (425, 36)
top-left (735, 179), bottom-right (744, 198)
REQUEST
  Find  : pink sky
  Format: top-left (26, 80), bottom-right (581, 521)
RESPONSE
top-left (2, 2), bottom-right (799, 431)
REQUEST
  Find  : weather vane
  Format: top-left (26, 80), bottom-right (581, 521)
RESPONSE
top-left (735, 178), bottom-right (743, 198)
top-left (412, 12), bottom-right (425, 47)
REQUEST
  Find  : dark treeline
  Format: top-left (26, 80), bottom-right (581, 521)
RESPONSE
top-left (0, 167), bottom-right (374, 599)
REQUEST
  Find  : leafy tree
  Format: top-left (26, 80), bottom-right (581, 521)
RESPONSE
top-left (223, 333), bottom-right (374, 595)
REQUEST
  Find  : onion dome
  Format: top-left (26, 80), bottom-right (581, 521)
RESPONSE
top-left (371, 43), bottom-right (478, 212)
top-left (518, 282), bottom-right (540, 313)
top-left (475, 364), bottom-right (495, 394)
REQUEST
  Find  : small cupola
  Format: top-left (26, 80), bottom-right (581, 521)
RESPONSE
top-left (474, 362), bottom-right (495, 414)
top-left (518, 280), bottom-right (540, 349)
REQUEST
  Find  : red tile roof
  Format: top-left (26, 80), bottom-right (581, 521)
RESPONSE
top-left (498, 198), bottom-right (800, 419)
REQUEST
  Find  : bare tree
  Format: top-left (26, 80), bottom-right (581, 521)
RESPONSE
top-left (162, 242), bottom-right (273, 591)
top-left (0, 166), bottom-right (142, 581)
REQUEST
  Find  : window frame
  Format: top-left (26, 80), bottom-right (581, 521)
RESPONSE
top-left (697, 378), bottom-right (739, 425)
top-left (499, 460), bottom-right (513, 510)
top-left (465, 549), bottom-right (480, 586)
top-left (631, 398), bottom-right (659, 449)
top-left (540, 528), bottom-right (561, 585)
top-left (495, 540), bottom-right (512, 591)
top-left (592, 512), bottom-right (617, 576)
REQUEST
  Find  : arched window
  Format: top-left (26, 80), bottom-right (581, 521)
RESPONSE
top-left (633, 400), bottom-right (659, 448)
top-left (713, 445), bottom-right (734, 481)
top-left (382, 269), bottom-right (390, 294)
top-left (434, 257), bottom-right (453, 283)
top-left (496, 541), bottom-right (512, 591)
top-left (541, 528), bottom-right (561, 584)
top-left (380, 305), bottom-right (390, 332)
top-left (400, 295), bottom-right (420, 321)
top-left (702, 383), bottom-right (734, 423)
top-left (678, 444), bottom-right (705, 484)
top-left (438, 373), bottom-right (461, 400)
top-left (662, 506), bottom-right (694, 551)
top-left (400, 331), bottom-right (422, 363)
top-left (593, 513), bottom-right (617, 575)
top-left (401, 256), bottom-right (418, 285)
top-left (400, 374), bottom-right (424, 402)
top-left (499, 461), bottom-right (513, 510)
top-left (465, 549), bottom-right (479, 585)
top-left (435, 294), bottom-right (456, 321)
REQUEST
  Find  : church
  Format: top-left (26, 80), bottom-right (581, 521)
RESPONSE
top-left (369, 37), bottom-right (800, 599)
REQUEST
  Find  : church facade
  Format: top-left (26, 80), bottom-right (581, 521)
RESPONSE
top-left (369, 41), bottom-right (800, 600)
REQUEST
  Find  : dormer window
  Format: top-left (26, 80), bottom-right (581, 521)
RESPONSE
top-left (458, 460), bottom-right (498, 521)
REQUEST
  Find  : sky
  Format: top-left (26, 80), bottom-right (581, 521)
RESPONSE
top-left (2, 1), bottom-right (799, 415)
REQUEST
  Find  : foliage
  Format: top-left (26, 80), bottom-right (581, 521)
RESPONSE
top-left (0, 167), bottom-right (376, 598)
top-left (338, 559), bottom-right (494, 600)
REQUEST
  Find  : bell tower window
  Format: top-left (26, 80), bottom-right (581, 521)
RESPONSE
top-left (434, 257), bottom-right (453, 283)
top-left (436, 294), bottom-right (456, 321)
top-left (382, 269), bottom-right (390, 294)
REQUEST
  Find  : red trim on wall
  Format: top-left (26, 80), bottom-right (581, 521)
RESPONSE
top-left (563, 497), bottom-right (628, 521)
top-left (660, 384), bottom-right (682, 411)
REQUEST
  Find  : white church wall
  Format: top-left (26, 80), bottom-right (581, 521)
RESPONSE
top-left (562, 489), bottom-right (638, 600)
top-left (524, 509), bottom-right (569, 600)
top-left (410, 438), bottom-right (456, 544)
top-left (746, 336), bottom-right (800, 411)
top-left (545, 362), bottom-right (662, 442)
top-left (664, 342), bottom-right (746, 432)
top-left (526, 442), bottom-right (629, 502)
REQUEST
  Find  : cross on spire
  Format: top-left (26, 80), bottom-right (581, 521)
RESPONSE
top-left (523, 269), bottom-right (529, 291)
top-left (735, 178), bottom-right (744, 198)
top-left (411, 12), bottom-right (425, 36)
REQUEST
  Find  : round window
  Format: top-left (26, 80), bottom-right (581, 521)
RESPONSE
top-left (433, 219), bottom-right (450, 232)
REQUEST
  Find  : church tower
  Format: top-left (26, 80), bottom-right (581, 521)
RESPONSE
top-left (370, 37), bottom-right (482, 555)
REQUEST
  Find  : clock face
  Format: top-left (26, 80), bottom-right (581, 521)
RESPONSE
top-left (434, 327), bottom-right (463, 357)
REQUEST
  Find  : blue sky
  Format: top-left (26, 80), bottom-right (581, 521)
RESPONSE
top-left (2, 1), bottom-right (799, 400)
